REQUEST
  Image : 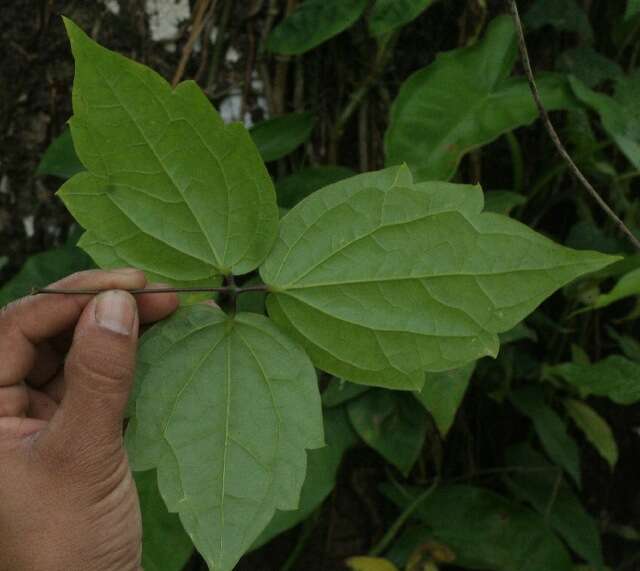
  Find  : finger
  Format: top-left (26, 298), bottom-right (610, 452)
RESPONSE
top-left (27, 389), bottom-right (58, 421)
top-left (41, 370), bottom-right (65, 404)
top-left (26, 342), bottom-right (63, 387)
top-left (0, 384), bottom-right (29, 417)
top-left (0, 269), bottom-right (145, 388)
top-left (135, 282), bottom-right (180, 323)
top-left (38, 290), bottom-right (139, 459)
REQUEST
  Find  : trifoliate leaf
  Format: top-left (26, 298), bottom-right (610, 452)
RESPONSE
top-left (415, 362), bottom-right (476, 437)
top-left (260, 166), bottom-right (618, 390)
top-left (126, 306), bottom-right (323, 571)
top-left (385, 16), bottom-right (577, 182)
top-left (59, 19), bottom-right (278, 281)
top-left (267, 0), bottom-right (368, 55)
top-left (369, 0), bottom-right (435, 38)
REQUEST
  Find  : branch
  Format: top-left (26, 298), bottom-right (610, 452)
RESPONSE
top-left (32, 285), bottom-right (269, 296)
top-left (508, 0), bottom-right (640, 251)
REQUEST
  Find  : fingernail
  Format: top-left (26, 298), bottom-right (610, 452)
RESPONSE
top-left (95, 291), bottom-right (136, 335)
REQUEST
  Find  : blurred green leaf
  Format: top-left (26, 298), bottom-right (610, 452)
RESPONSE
top-left (484, 191), bottom-right (526, 215)
top-left (383, 484), bottom-right (572, 571)
top-left (0, 256), bottom-right (8, 271)
top-left (253, 406), bottom-right (357, 548)
top-left (626, 0), bottom-right (640, 21)
top-left (134, 470), bottom-right (193, 571)
top-left (525, 0), bottom-right (593, 40)
top-left (607, 327), bottom-right (640, 361)
top-left (569, 74), bottom-right (640, 170)
top-left (0, 246), bottom-right (94, 307)
top-left (36, 128), bottom-right (85, 179)
top-left (369, 0), bottom-right (435, 37)
top-left (347, 390), bottom-right (428, 475)
top-left (267, 0), bottom-right (368, 55)
top-left (557, 48), bottom-right (623, 88)
top-left (511, 386), bottom-right (581, 486)
top-left (505, 444), bottom-right (604, 568)
top-left (276, 166), bottom-right (356, 208)
top-left (415, 362), bottom-right (475, 437)
top-left (590, 268), bottom-right (640, 309)
top-left (346, 557), bottom-right (400, 571)
top-left (385, 16), bottom-right (577, 181)
top-left (500, 322), bottom-right (538, 345)
top-left (565, 399), bottom-right (618, 469)
top-left (322, 378), bottom-right (370, 408)
top-left (548, 356), bottom-right (640, 404)
top-left (250, 112), bottom-right (316, 162)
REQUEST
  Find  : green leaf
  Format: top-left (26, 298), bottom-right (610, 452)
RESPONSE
top-left (415, 362), bottom-right (475, 437)
top-left (626, 0), bottom-right (640, 21)
top-left (565, 399), bottom-right (618, 469)
top-left (59, 19), bottom-right (278, 280)
top-left (500, 322), bottom-right (538, 345)
top-left (260, 165), bottom-right (618, 390)
top-left (134, 470), bottom-right (193, 571)
top-left (322, 378), bottom-right (370, 408)
top-left (505, 443), bottom-right (604, 568)
top-left (253, 406), bottom-right (357, 548)
top-left (0, 257), bottom-right (7, 271)
top-left (556, 48), bottom-right (623, 89)
top-left (524, 0), bottom-right (593, 41)
top-left (36, 128), bottom-right (85, 179)
top-left (484, 191), bottom-right (526, 215)
top-left (267, 0), bottom-right (368, 55)
top-left (0, 246), bottom-right (94, 307)
top-left (125, 305), bottom-right (323, 571)
top-left (383, 484), bottom-right (572, 571)
top-left (511, 386), bottom-right (581, 486)
top-left (369, 0), bottom-right (435, 37)
top-left (347, 390), bottom-right (428, 476)
top-left (250, 112), bottom-right (316, 162)
top-left (607, 327), bottom-right (640, 362)
top-left (548, 356), bottom-right (640, 405)
top-left (276, 166), bottom-right (356, 209)
top-left (569, 74), bottom-right (640, 170)
top-left (590, 268), bottom-right (640, 309)
top-left (385, 16), bottom-right (577, 182)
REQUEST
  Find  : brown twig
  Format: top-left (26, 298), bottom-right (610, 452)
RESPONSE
top-left (508, 0), bottom-right (640, 251)
top-left (172, 0), bottom-right (213, 87)
top-left (32, 285), bottom-right (269, 296)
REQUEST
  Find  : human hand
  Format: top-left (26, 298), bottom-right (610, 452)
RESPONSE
top-left (0, 269), bottom-right (179, 571)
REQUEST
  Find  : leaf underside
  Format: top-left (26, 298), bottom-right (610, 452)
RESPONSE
top-left (260, 165), bottom-right (618, 391)
top-left (126, 306), bottom-right (324, 571)
top-left (59, 19), bottom-right (278, 284)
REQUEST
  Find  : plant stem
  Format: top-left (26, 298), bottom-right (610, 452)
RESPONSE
top-left (33, 284), bottom-right (269, 296)
top-left (508, 0), bottom-right (640, 251)
top-left (368, 478), bottom-right (440, 558)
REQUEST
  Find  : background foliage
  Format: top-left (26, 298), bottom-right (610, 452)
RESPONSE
top-left (1, 1), bottom-right (640, 570)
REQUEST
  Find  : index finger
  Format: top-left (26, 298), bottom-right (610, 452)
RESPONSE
top-left (0, 269), bottom-right (146, 387)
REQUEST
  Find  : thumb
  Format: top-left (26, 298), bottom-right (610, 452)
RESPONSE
top-left (44, 290), bottom-right (140, 458)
